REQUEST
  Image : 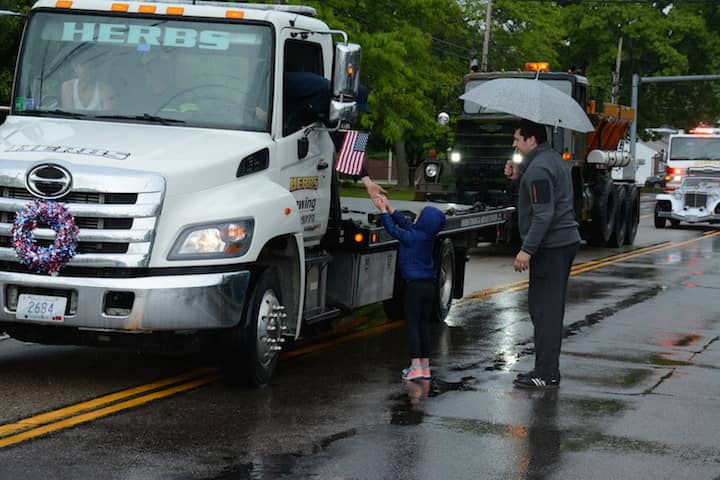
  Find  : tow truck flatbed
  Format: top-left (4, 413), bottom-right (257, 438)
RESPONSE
top-left (339, 197), bottom-right (515, 249)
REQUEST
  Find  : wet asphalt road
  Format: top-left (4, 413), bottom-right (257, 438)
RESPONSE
top-left (1, 198), bottom-right (719, 479)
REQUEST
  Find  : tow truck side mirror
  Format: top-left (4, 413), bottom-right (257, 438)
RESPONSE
top-left (329, 42), bottom-right (361, 124)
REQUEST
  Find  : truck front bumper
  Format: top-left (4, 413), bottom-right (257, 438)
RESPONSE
top-left (658, 210), bottom-right (720, 223)
top-left (0, 270), bottom-right (250, 331)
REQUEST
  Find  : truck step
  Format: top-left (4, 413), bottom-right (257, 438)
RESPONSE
top-left (303, 306), bottom-right (342, 325)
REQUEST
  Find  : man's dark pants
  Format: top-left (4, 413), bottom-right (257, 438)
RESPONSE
top-left (528, 242), bottom-right (579, 379)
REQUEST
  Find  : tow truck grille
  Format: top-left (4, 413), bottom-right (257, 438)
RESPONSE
top-left (685, 193), bottom-right (707, 208)
top-left (0, 161), bottom-right (164, 269)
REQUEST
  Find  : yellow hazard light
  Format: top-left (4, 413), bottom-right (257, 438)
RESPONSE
top-left (111, 3), bottom-right (129, 11)
top-left (689, 126), bottom-right (716, 134)
top-left (562, 152), bottom-right (572, 161)
top-left (166, 6), bottom-right (184, 15)
top-left (354, 233), bottom-right (364, 243)
top-left (525, 62), bottom-right (550, 72)
top-left (138, 4), bottom-right (157, 12)
top-left (226, 9), bottom-right (244, 18)
top-left (55, 0), bottom-right (73, 7)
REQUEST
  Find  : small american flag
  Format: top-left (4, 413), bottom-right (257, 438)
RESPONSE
top-left (335, 131), bottom-right (369, 176)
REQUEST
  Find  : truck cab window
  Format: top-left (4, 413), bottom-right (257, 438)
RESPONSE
top-left (282, 40), bottom-right (324, 136)
top-left (13, 12), bottom-right (273, 131)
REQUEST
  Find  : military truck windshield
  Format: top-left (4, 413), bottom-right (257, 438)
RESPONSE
top-left (463, 79), bottom-right (572, 114)
top-left (13, 12), bottom-right (272, 131)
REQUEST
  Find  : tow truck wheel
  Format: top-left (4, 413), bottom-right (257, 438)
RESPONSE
top-left (223, 268), bottom-right (282, 387)
top-left (434, 239), bottom-right (455, 323)
top-left (654, 202), bottom-right (668, 228)
top-left (607, 185), bottom-right (627, 247)
top-left (624, 185), bottom-right (640, 245)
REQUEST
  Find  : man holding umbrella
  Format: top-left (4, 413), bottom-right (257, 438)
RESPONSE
top-left (505, 119), bottom-right (580, 390)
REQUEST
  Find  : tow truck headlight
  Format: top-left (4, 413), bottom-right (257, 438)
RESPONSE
top-left (673, 191), bottom-right (683, 200)
top-left (168, 219), bottom-right (254, 260)
top-left (450, 151), bottom-right (462, 163)
top-left (425, 163), bottom-right (440, 178)
top-left (711, 192), bottom-right (720, 200)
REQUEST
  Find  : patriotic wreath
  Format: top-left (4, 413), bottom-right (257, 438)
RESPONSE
top-left (11, 199), bottom-right (79, 275)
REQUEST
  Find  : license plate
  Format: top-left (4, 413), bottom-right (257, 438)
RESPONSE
top-left (16, 294), bottom-right (67, 322)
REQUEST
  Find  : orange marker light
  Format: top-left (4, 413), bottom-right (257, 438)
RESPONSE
top-left (562, 152), bottom-right (572, 161)
top-left (138, 4), bottom-right (157, 13)
top-left (371, 233), bottom-right (377, 243)
top-left (284, 207), bottom-right (292, 216)
top-left (226, 9), bottom-right (244, 18)
top-left (354, 233), bottom-right (364, 243)
top-left (347, 65), bottom-right (354, 77)
top-left (55, 0), bottom-right (73, 7)
top-left (524, 62), bottom-right (550, 72)
top-left (166, 6), bottom-right (184, 15)
top-left (111, 3), bottom-right (129, 11)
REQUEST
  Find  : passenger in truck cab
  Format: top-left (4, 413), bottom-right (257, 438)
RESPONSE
top-left (61, 57), bottom-right (115, 111)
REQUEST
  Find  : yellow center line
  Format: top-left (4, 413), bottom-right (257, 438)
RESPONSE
top-left (0, 374), bottom-right (223, 448)
top-left (281, 320), bottom-right (405, 360)
top-left (2, 230), bottom-right (719, 448)
top-left (458, 232), bottom-right (719, 305)
top-left (0, 367), bottom-right (217, 438)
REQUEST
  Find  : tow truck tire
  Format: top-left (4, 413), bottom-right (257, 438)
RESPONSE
top-left (624, 185), bottom-right (640, 245)
top-left (434, 239), bottom-right (455, 323)
top-left (223, 268), bottom-right (282, 388)
top-left (590, 178), bottom-right (617, 245)
top-left (607, 185), bottom-right (627, 247)
top-left (654, 202), bottom-right (668, 228)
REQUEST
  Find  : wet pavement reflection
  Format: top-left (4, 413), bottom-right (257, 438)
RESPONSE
top-left (1, 223), bottom-right (720, 479)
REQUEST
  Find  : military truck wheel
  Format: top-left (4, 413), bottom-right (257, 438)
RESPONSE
top-left (223, 268), bottom-right (283, 387)
top-left (607, 185), bottom-right (627, 247)
top-left (434, 239), bottom-right (455, 323)
top-left (624, 185), bottom-right (640, 245)
top-left (654, 202), bottom-right (669, 228)
top-left (590, 178), bottom-right (617, 245)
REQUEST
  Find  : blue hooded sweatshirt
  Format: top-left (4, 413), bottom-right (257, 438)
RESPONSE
top-left (380, 206), bottom-right (446, 280)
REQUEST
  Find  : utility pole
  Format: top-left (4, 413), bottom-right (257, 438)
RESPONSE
top-left (611, 37), bottom-right (623, 104)
top-left (481, 0), bottom-right (493, 72)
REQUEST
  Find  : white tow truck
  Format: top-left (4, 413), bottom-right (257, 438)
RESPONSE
top-left (0, 0), bottom-right (514, 385)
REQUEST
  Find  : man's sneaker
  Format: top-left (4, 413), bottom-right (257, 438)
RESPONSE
top-left (516, 370), bottom-right (536, 380)
top-left (513, 375), bottom-right (559, 390)
top-left (401, 367), bottom-right (425, 381)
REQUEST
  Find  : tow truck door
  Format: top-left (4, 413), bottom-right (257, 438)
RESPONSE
top-left (273, 34), bottom-right (332, 247)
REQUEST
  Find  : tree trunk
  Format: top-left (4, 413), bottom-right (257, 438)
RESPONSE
top-left (394, 140), bottom-right (410, 187)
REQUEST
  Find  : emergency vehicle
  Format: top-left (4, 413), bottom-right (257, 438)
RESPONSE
top-left (0, 0), bottom-right (513, 386)
top-left (662, 126), bottom-right (720, 190)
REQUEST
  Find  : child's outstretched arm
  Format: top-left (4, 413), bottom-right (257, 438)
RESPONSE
top-left (374, 195), bottom-right (412, 243)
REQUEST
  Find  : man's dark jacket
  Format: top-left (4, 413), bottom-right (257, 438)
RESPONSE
top-left (518, 143), bottom-right (580, 255)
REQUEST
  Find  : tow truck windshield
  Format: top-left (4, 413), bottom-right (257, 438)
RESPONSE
top-left (13, 12), bottom-right (273, 131)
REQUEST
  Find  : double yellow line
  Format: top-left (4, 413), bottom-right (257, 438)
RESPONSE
top-left (458, 230), bottom-right (720, 304)
top-left (2, 230), bottom-right (718, 448)
top-left (0, 368), bottom-right (222, 448)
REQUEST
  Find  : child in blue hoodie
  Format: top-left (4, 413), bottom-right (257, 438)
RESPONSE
top-left (372, 195), bottom-right (446, 381)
